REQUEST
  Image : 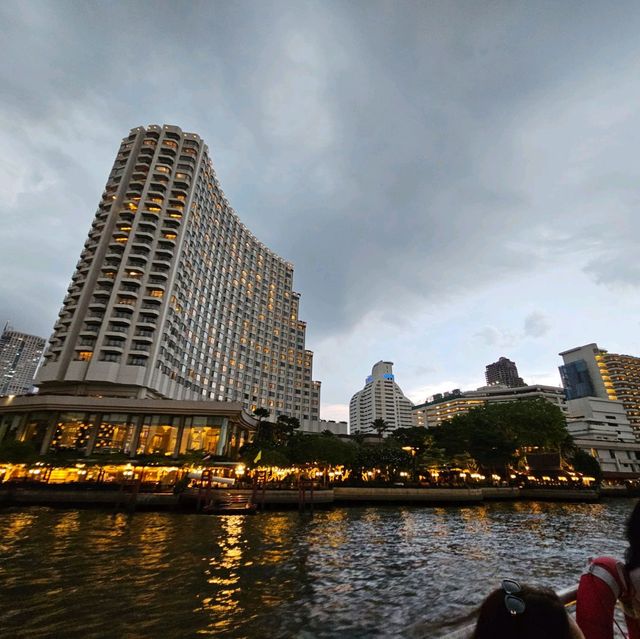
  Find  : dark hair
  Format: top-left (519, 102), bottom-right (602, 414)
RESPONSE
top-left (472, 585), bottom-right (572, 639)
top-left (625, 499), bottom-right (640, 570)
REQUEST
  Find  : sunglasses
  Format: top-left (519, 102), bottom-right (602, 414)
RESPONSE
top-left (502, 579), bottom-right (526, 616)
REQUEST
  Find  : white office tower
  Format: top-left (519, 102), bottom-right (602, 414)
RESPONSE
top-left (37, 125), bottom-right (320, 422)
top-left (349, 361), bottom-right (414, 434)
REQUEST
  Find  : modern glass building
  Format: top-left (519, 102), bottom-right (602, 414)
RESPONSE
top-left (37, 124), bottom-right (320, 422)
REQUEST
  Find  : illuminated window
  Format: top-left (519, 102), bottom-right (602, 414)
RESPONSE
top-left (77, 351), bottom-right (92, 361)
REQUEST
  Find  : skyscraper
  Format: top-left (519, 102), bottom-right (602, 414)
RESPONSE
top-left (349, 361), bottom-right (414, 434)
top-left (484, 357), bottom-right (525, 388)
top-left (37, 124), bottom-right (320, 422)
top-left (0, 324), bottom-right (45, 396)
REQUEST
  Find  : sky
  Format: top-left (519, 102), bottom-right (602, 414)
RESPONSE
top-left (2, 1), bottom-right (640, 422)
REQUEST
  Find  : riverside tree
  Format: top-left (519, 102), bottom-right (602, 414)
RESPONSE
top-left (432, 399), bottom-right (569, 474)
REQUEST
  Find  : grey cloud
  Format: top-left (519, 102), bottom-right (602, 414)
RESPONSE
top-left (523, 312), bottom-right (551, 338)
top-left (3, 0), bottom-right (640, 347)
top-left (584, 253), bottom-right (640, 288)
top-left (474, 327), bottom-right (516, 348)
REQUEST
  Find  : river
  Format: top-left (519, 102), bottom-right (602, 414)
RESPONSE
top-left (0, 499), bottom-right (632, 638)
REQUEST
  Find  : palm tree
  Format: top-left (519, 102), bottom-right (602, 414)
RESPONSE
top-left (369, 418), bottom-right (390, 440)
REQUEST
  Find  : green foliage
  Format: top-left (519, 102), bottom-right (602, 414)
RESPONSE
top-left (0, 439), bottom-right (38, 463)
top-left (253, 407), bottom-right (270, 421)
top-left (288, 433), bottom-right (358, 466)
top-left (571, 449), bottom-right (602, 483)
top-left (353, 441), bottom-right (412, 471)
top-left (368, 418), bottom-right (391, 438)
top-left (388, 427), bottom-right (430, 452)
top-left (432, 399), bottom-right (570, 472)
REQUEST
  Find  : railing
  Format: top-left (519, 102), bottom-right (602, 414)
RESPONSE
top-left (442, 585), bottom-right (578, 639)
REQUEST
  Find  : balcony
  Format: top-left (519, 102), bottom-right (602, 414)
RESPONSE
top-left (130, 343), bottom-right (151, 353)
top-left (154, 247), bottom-right (173, 259)
top-left (102, 339), bottom-right (125, 352)
top-left (131, 235), bottom-right (153, 246)
top-left (140, 303), bottom-right (161, 315)
top-left (159, 237), bottom-right (176, 249)
top-left (138, 223), bottom-right (157, 236)
top-left (106, 326), bottom-right (128, 336)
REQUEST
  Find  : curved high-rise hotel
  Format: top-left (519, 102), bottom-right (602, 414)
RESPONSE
top-left (37, 124), bottom-right (321, 423)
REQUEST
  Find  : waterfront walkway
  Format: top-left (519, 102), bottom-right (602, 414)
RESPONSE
top-left (0, 484), bottom-right (603, 510)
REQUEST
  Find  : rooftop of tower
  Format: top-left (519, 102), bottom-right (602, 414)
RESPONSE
top-left (129, 123), bottom-right (294, 270)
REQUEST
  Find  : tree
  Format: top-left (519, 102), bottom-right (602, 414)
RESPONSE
top-left (288, 433), bottom-right (357, 466)
top-left (253, 407), bottom-right (270, 422)
top-left (571, 449), bottom-right (602, 483)
top-left (276, 415), bottom-right (301, 442)
top-left (432, 400), bottom-right (570, 474)
top-left (252, 408), bottom-right (273, 446)
top-left (368, 418), bottom-right (391, 439)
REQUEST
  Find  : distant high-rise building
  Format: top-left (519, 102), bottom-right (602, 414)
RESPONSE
top-left (485, 357), bottom-right (525, 388)
top-left (0, 324), bottom-right (45, 396)
top-left (349, 361), bottom-right (414, 434)
top-left (560, 343), bottom-right (640, 434)
top-left (37, 124), bottom-right (320, 422)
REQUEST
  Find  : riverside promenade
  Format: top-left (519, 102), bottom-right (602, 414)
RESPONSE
top-left (0, 484), bottom-right (602, 510)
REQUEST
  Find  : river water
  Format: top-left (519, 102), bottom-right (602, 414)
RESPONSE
top-left (0, 500), bottom-right (631, 639)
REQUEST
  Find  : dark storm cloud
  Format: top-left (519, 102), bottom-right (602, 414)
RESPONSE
top-left (2, 0), bottom-right (640, 344)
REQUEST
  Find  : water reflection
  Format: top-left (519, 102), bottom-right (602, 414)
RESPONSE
top-left (0, 500), bottom-right (634, 638)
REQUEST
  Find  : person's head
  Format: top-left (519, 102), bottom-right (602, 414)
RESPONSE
top-left (625, 499), bottom-right (640, 570)
top-left (472, 581), bottom-right (584, 639)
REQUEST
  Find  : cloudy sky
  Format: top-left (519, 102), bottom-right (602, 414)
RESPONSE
top-left (2, 1), bottom-right (640, 421)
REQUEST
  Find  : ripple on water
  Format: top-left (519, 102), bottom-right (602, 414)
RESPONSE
top-left (0, 500), bottom-right (632, 638)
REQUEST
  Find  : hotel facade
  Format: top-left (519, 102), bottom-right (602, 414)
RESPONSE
top-left (1, 124), bottom-right (322, 459)
top-left (37, 124), bottom-right (320, 421)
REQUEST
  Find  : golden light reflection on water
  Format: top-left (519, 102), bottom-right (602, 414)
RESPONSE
top-left (201, 515), bottom-right (246, 633)
top-left (53, 510), bottom-right (80, 537)
top-left (0, 511), bottom-right (37, 545)
top-left (0, 503), bottom-right (635, 639)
